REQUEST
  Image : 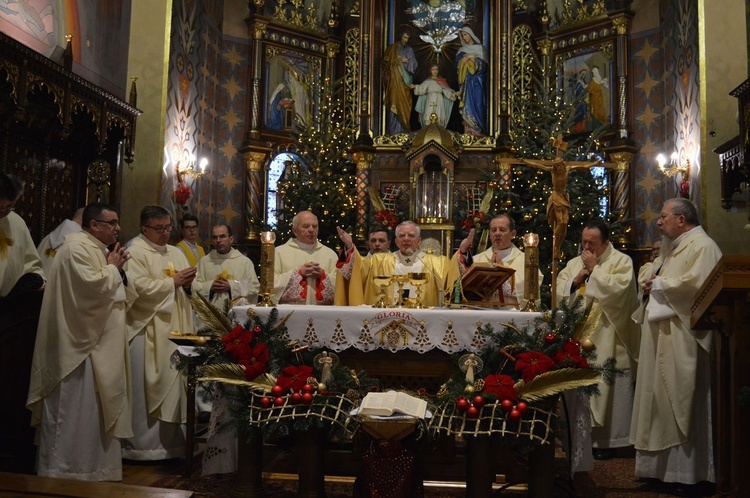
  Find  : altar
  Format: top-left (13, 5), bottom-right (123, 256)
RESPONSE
top-left (206, 305), bottom-right (556, 497)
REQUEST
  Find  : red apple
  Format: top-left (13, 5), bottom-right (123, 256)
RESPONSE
top-left (509, 409), bottom-right (521, 421)
top-left (456, 398), bottom-right (469, 412)
top-left (466, 406), bottom-right (479, 419)
top-left (516, 401), bottom-right (528, 414)
top-left (500, 399), bottom-right (514, 412)
top-left (260, 396), bottom-right (272, 409)
top-left (301, 392), bottom-right (313, 405)
top-left (271, 385), bottom-right (283, 397)
top-left (290, 392), bottom-right (302, 405)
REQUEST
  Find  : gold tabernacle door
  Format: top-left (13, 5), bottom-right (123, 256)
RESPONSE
top-left (458, 263), bottom-right (516, 307)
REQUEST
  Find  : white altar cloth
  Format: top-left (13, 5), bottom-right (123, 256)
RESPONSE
top-left (231, 305), bottom-right (543, 354)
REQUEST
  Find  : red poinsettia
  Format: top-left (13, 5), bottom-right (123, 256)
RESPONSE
top-left (276, 364), bottom-right (314, 393)
top-left (515, 351), bottom-right (556, 383)
top-left (240, 342), bottom-right (270, 381)
top-left (554, 340), bottom-right (589, 368)
top-left (175, 182), bottom-right (191, 205)
top-left (222, 324), bottom-right (254, 362)
top-left (483, 374), bottom-right (517, 401)
top-left (461, 210), bottom-right (488, 232)
top-left (374, 209), bottom-right (399, 230)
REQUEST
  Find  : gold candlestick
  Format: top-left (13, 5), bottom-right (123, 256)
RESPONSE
top-left (258, 231), bottom-right (276, 306)
top-left (522, 233), bottom-right (540, 312)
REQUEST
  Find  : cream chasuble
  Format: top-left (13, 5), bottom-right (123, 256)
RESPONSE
top-left (196, 248), bottom-right (260, 310)
top-left (273, 238), bottom-right (338, 305)
top-left (558, 244), bottom-right (639, 432)
top-left (27, 231), bottom-right (136, 438)
top-left (36, 219), bottom-right (81, 276)
top-left (125, 234), bottom-right (194, 423)
top-left (630, 226), bottom-right (722, 452)
top-left (0, 211), bottom-right (44, 297)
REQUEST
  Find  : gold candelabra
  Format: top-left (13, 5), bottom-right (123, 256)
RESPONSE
top-left (656, 152), bottom-right (691, 198)
top-left (258, 231), bottom-right (276, 306)
top-left (522, 233), bottom-right (540, 312)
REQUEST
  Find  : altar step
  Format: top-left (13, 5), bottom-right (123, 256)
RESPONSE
top-left (0, 471), bottom-right (194, 498)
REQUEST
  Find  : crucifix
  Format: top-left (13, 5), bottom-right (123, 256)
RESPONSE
top-left (499, 135), bottom-right (609, 308)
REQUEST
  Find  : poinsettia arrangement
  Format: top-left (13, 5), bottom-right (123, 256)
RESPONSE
top-left (374, 208), bottom-right (399, 231)
top-left (175, 182), bottom-right (191, 205)
top-left (184, 295), bottom-right (377, 437)
top-left (438, 297), bottom-right (618, 422)
top-left (460, 210), bottom-right (489, 233)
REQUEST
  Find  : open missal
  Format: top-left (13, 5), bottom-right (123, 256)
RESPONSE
top-left (358, 391), bottom-right (427, 418)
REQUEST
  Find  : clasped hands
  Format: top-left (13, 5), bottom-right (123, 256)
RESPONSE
top-left (173, 266), bottom-right (197, 288)
top-left (573, 249), bottom-right (597, 288)
top-left (107, 242), bottom-right (131, 270)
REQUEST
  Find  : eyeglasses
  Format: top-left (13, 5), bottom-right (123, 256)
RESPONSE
top-left (183, 226), bottom-right (198, 231)
top-left (145, 224), bottom-right (173, 233)
top-left (94, 219), bottom-right (120, 227)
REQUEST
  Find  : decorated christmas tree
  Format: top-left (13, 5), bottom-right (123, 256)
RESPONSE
top-left (275, 78), bottom-right (357, 250)
top-left (488, 64), bottom-right (618, 300)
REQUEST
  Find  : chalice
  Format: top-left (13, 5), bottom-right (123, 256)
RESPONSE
top-left (409, 272), bottom-right (429, 309)
top-left (392, 274), bottom-right (410, 307)
top-left (373, 275), bottom-right (393, 308)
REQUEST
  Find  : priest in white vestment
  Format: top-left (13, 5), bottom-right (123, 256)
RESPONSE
top-left (123, 205), bottom-right (197, 460)
top-left (195, 224), bottom-right (259, 310)
top-left (274, 210), bottom-right (338, 305)
top-left (448, 213), bottom-right (542, 307)
top-left (631, 198), bottom-right (722, 487)
top-left (27, 203), bottom-right (135, 481)
top-left (36, 207), bottom-right (83, 276)
top-left (176, 214), bottom-right (205, 267)
top-left (0, 173), bottom-right (44, 298)
top-left (557, 220), bottom-right (640, 459)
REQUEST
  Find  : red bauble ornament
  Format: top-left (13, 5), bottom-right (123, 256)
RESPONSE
top-left (274, 396), bottom-right (285, 407)
top-left (466, 406), bottom-right (479, 419)
top-left (509, 409), bottom-right (522, 421)
top-left (516, 401), bottom-right (528, 414)
top-left (252, 325), bottom-right (262, 333)
top-left (500, 399), bottom-right (514, 412)
top-left (456, 398), bottom-right (469, 412)
top-left (260, 397), bottom-right (272, 409)
top-left (302, 384), bottom-right (314, 394)
top-left (544, 333), bottom-right (558, 344)
top-left (290, 392), bottom-right (302, 405)
top-left (271, 385), bottom-right (284, 397)
top-left (472, 395), bottom-right (485, 409)
top-left (301, 392), bottom-right (313, 405)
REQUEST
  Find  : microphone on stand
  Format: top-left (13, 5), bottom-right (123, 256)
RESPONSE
top-left (404, 249), bottom-right (444, 308)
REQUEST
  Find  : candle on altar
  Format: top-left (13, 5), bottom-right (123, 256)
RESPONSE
top-left (522, 233), bottom-right (539, 312)
top-left (258, 231), bottom-right (276, 306)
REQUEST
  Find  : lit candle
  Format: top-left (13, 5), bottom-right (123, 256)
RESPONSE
top-left (258, 231), bottom-right (276, 306)
top-left (522, 233), bottom-right (539, 312)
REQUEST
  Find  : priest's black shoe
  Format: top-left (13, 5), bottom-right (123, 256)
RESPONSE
top-left (592, 448), bottom-right (616, 460)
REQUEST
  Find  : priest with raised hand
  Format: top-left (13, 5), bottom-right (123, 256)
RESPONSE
top-left (337, 220), bottom-right (468, 307)
top-left (27, 203), bottom-right (135, 481)
top-left (123, 205), bottom-right (196, 460)
top-left (274, 210), bottom-right (338, 305)
top-left (556, 219), bottom-right (640, 460)
top-left (195, 224), bottom-right (259, 310)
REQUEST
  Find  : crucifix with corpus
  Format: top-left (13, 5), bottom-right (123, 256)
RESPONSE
top-left (499, 135), bottom-right (608, 307)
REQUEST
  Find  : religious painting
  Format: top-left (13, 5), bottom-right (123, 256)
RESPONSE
top-left (560, 48), bottom-right (613, 134)
top-left (381, 0), bottom-right (489, 136)
top-left (264, 48), bottom-right (320, 132)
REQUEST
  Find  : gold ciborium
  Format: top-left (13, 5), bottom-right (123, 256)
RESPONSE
top-left (409, 272), bottom-right (429, 309)
top-left (373, 275), bottom-right (393, 308)
top-left (392, 274), bottom-right (410, 307)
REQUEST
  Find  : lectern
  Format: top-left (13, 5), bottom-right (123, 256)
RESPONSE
top-left (691, 255), bottom-right (750, 498)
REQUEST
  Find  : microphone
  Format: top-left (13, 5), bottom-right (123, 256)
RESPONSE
top-left (404, 249), bottom-right (444, 308)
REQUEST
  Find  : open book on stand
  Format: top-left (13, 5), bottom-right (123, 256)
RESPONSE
top-left (358, 391), bottom-right (427, 418)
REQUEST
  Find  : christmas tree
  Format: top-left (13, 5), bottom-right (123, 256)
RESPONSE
top-left (275, 78), bottom-right (357, 250)
top-left (488, 63), bottom-right (617, 300)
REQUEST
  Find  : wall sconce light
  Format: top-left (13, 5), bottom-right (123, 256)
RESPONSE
top-left (656, 152), bottom-right (690, 198)
top-left (175, 156), bottom-right (208, 182)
